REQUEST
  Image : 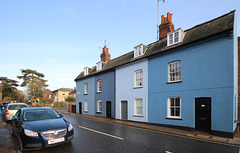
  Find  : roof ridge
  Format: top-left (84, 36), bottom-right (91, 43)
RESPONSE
top-left (108, 51), bottom-right (133, 62)
top-left (185, 10), bottom-right (235, 32)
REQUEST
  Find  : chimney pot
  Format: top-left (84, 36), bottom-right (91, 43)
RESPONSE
top-left (170, 14), bottom-right (173, 22)
top-left (158, 12), bottom-right (174, 40)
top-left (167, 12), bottom-right (170, 21)
top-left (101, 46), bottom-right (111, 62)
top-left (161, 15), bottom-right (164, 24)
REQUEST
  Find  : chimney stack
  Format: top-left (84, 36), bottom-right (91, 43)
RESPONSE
top-left (100, 46), bottom-right (111, 62)
top-left (159, 12), bottom-right (174, 40)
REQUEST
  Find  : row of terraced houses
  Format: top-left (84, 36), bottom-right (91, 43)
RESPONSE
top-left (75, 11), bottom-right (239, 138)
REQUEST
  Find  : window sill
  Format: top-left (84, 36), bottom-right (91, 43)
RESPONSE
top-left (84, 111), bottom-right (88, 113)
top-left (133, 115), bottom-right (144, 117)
top-left (84, 94), bottom-right (88, 95)
top-left (166, 117), bottom-right (182, 120)
top-left (96, 112), bottom-right (102, 114)
top-left (167, 81), bottom-right (182, 84)
top-left (96, 92), bottom-right (102, 94)
top-left (133, 86), bottom-right (143, 89)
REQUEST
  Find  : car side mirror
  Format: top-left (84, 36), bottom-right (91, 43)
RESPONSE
top-left (60, 114), bottom-right (64, 117)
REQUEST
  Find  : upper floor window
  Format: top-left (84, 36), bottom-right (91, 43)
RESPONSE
top-left (168, 61), bottom-right (181, 82)
top-left (97, 80), bottom-right (102, 93)
top-left (134, 70), bottom-right (143, 88)
top-left (84, 83), bottom-right (88, 94)
top-left (167, 28), bottom-right (185, 46)
top-left (134, 44), bottom-right (147, 58)
top-left (167, 97), bottom-right (181, 119)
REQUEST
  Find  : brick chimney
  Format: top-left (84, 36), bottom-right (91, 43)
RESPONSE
top-left (101, 46), bottom-right (111, 62)
top-left (159, 12), bottom-right (174, 40)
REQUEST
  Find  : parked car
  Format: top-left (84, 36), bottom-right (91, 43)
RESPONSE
top-left (1, 102), bottom-right (10, 115)
top-left (11, 107), bottom-right (74, 151)
top-left (4, 103), bottom-right (28, 121)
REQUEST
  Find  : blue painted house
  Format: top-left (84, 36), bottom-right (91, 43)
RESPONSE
top-left (145, 11), bottom-right (238, 138)
top-left (76, 75), bottom-right (95, 115)
top-left (75, 10), bottom-right (238, 137)
top-left (75, 46), bottom-right (115, 118)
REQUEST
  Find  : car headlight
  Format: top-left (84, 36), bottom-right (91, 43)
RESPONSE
top-left (68, 123), bottom-right (73, 131)
top-left (24, 129), bottom-right (38, 137)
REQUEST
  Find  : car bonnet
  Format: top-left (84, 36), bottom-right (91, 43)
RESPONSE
top-left (23, 118), bottom-right (68, 132)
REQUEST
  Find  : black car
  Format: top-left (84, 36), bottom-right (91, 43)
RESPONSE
top-left (11, 107), bottom-right (74, 151)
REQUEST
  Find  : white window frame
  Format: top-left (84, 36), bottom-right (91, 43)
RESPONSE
top-left (97, 100), bottom-right (102, 113)
top-left (168, 61), bottom-right (181, 82)
top-left (84, 100), bottom-right (88, 112)
top-left (134, 98), bottom-right (143, 116)
top-left (134, 69), bottom-right (143, 88)
top-left (167, 28), bottom-right (185, 46)
top-left (134, 44), bottom-right (146, 58)
top-left (96, 61), bottom-right (102, 71)
top-left (97, 80), bottom-right (102, 92)
top-left (84, 83), bottom-right (88, 94)
top-left (167, 97), bottom-right (181, 119)
top-left (84, 67), bottom-right (89, 75)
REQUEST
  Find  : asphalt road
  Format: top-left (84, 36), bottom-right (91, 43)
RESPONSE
top-left (7, 112), bottom-right (240, 153)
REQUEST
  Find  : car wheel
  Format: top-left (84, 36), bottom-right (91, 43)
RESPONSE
top-left (17, 134), bottom-right (24, 152)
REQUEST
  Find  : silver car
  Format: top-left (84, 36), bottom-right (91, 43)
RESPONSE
top-left (5, 103), bottom-right (28, 121)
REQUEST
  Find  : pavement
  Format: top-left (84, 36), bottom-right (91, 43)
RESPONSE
top-left (0, 114), bottom-right (19, 153)
top-left (1, 110), bottom-right (240, 153)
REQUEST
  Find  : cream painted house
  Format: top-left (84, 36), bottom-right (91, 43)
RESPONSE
top-left (51, 88), bottom-right (74, 102)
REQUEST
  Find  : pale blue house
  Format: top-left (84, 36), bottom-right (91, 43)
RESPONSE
top-left (115, 54), bottom-right (148, 122)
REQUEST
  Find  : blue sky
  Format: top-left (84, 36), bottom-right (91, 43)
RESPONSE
top-left (0, 0), bottom-right (240, 91)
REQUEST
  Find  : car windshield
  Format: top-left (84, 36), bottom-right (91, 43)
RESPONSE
top-left (8, 105), bottom-right (27, 110)
top-left (23, 109), bottom-right (61, 121)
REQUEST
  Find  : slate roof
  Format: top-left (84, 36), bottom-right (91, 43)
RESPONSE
top-left (75, 10), bottom-right (235, 81)
top-left (52, 88), bottom-right (74, 93)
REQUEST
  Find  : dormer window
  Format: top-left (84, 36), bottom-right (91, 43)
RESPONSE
top-left (134, 44), bottom-right (147, 58)
top-left (167, 28), bottom-right (185, 46)
top-left (96, 61), bottom-right (106, 71)
top-left (84, 67), bottom-right (91, 75)
top-left (96, 62), bottom-right (102, 71)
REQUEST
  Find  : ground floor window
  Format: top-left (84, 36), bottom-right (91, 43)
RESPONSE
top-left (134, 98), bottom-right (143, 116)
top-left (84, 100), bottom-right (88, 112)
top-left (168, 97), bottom-right (181, 119)
top-left (97, 100), bottom-right (102, 113)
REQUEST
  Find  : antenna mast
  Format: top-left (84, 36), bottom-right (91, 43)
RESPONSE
top-left (157, 0), bottom-right (159, 41)
top-left (157, 0), bottom-right (165, 41)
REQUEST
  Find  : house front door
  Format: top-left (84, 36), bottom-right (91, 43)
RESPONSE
top-left (121, 101), bottom-right (128, 120)
top-left (79, 102), bottom-right (82, 114)
top-left (195, 98), bottom-right (211, 132)
top-left (106, 101), bottom-right (111, 118)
